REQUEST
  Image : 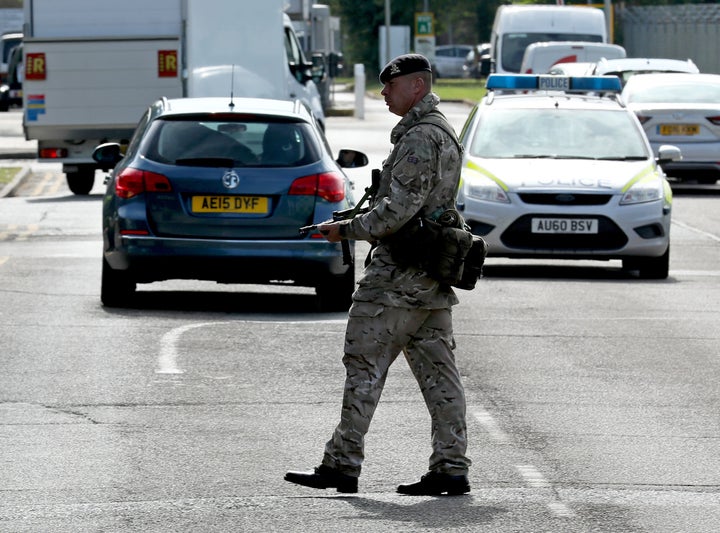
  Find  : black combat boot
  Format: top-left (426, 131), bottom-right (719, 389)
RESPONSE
top-left (397, 471), bottom-right (470, 496)
top-left (284, 465), bottom-right (358, 493)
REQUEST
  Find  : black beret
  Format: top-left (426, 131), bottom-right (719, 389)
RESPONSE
top-left (379, 53), bottom-right (432, 83)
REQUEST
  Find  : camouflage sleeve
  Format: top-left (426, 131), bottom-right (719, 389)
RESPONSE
top-left (343, 127), bottom-right (436, 241)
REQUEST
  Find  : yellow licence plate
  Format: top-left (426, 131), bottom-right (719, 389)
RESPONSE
top-left (659, 124), bottom-right (699, 136)
top-left (191, 196), bottom-right (269, 214)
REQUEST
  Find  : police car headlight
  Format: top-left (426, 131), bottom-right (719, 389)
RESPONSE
top-left (619, 175), bottom-right (664, 205)
top-left (464, 174), bottom-right (510, 204)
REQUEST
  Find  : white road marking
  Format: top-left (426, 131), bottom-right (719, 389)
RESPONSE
top-left (472, 408), bottom-right (510, 443)
top-left (156, 319), bottom-right (347, 374)
top-left (516, 464), bottom-right (576, 518)
top-left (673, 219), bottom-right (720, 243)
top-left (157, 322), bottom-right (220, 374)
top-left (516, 464), bottom-right (551, 488)
top-left (471, 409), bottom-right (575, 517)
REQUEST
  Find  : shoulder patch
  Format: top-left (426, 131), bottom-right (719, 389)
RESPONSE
top-left (407, 155), bottom-right (419, 164)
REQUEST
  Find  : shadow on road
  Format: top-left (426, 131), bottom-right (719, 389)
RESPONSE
top-left (481, 263), bottom-right (654, 281)
top-left (100, 287), bottom-right (332, 317)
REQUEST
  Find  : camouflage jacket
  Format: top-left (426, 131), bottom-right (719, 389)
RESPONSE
top-left (341, 92), bottom-right (462, 309)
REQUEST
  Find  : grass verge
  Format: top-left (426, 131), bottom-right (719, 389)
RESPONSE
top-left (0, 167), bottom-right (21, 187)
top-left (336, 76), bottom-right (487, 104)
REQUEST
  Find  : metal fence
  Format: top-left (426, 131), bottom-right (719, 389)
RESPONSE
top-left (619, 3), bottom-right (720, 74)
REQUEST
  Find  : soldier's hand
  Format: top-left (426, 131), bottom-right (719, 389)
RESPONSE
top-left (317, 222), bottom-right (343, 242)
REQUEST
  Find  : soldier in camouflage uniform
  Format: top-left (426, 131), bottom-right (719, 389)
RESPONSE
top-left (285, 54), bottom-right (471, 496)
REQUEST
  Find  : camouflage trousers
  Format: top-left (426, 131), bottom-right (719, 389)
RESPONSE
top-left (322, 302), bottom-right (471, 477)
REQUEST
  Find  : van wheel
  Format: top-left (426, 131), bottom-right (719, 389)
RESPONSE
top-left (315, 269), bottom-right (355, 312)
top-left (66, 166), bottom-right (95, 195)
top-left (101, 257), bottom-right (136, 307)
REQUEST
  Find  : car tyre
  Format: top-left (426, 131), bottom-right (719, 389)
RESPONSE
top-left (623, 246), bottom-right (670, 280)
top-left (315, 268), bottom-right (355, 312)
top-left (66, 166), bottom-right (95, 195)
top-left (101, 257), bottom-right (136, 307)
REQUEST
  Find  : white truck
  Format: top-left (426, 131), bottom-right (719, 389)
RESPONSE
top-left (486, 5), bottom-right (608, 75)
top-left (22, 0), bottom-right (325, 195)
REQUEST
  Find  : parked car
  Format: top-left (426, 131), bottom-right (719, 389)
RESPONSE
top-left (622, 73), bottom-right (720, 184)
top-left (93, 96), bottom-right (368, 310)
top-left (0, 43), bottom-right (22, 111)
top-left (593, 57), bottom-right (699, 86)
top-left (433, 44), bottom-right (474, 78)
top-left (457, 74), bottom-right (680, 279)
top-left (463, 43), bottom-right (491, 79)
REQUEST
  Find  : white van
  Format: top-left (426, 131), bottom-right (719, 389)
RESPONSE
top-left (488, 5), bottom-right (607, 74)
top-left (520, 41), bottom-right (626, 74)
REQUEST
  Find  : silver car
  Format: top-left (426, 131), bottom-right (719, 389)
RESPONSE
top-left (622, 73), bottom-right (720, 184)
top-left (433, 45), bottom-right (473, 78)
top-left (457, 74), bottom-right (680, 279)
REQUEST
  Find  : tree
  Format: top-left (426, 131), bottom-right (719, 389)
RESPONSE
top-left (329, 0), bottom-right (493, 78)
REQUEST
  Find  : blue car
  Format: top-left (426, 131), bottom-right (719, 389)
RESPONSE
top-left (93, 96), bottom-right (368, 310)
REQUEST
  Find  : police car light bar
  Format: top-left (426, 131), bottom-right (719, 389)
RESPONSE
top-left (486, 74), bottom-right (622, 93)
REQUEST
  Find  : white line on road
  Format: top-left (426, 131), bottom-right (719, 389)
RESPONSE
top-left (673, 219), bottom-right (720, 243)
top-left (472, 408), bottom-right (510, 443)
top-left (157, 322), bottom-right (220, 374)
top-left (471, 410), bottom-right (576, 518)
top-left (516, 465), bottom-right (576, 518)
top-left (156, 319), bottom-right (347, 374)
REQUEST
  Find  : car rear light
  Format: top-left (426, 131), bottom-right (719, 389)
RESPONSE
top-left (706, 116), bottom-right (720, 126)
top-left (39, 148), bottom-right (68, 159)
top-left (635, 115), bottom-right (651, 125)
top-left (289, 172), bottom-right (345, 202)
top-left (115, 168), bottom-right (172, 199)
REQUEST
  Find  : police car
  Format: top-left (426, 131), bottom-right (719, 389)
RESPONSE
top-left (457, 74), bottom-right (681, 279)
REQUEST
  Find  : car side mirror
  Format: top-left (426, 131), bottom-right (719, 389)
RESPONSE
top-left (336, 149), bottom-right (369, 168)
top-left (657, 144), bottom-right (682, 164)
top-left (92, 142), bottom-right (124, 166)
top-left (311, 53), bottom-right (326, 84)
top-left (480, 55), bottom-right (493, 77)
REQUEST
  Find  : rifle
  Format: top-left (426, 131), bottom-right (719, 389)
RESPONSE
top-left (300, 168), bottom-right (381, 266)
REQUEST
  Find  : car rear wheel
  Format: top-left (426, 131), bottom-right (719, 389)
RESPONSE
top-left (315, 268), bottom-right (355, 312)
top-left (623, 246), bottom-right (670, 280)
top-left (101, 257), bottom-right (136, 307)
top-left (66, 166), bottom-right (95, 195)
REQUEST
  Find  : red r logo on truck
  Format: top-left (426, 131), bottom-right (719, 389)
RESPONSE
top-left (158, 50), bottom-right (178, 77)
top-left (26, 53), bottom-right (47, 80)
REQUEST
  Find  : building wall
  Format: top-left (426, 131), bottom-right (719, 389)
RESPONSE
top-left (620, 4), bottom-right (720, 74)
